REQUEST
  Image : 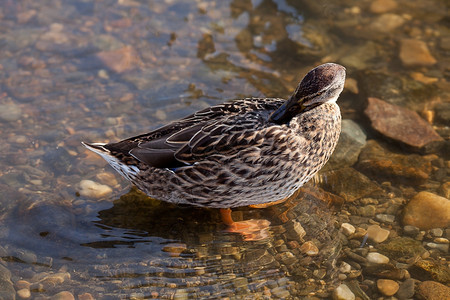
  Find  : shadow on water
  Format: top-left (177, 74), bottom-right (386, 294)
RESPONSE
top-left (3, 186), bottom-right (341, 297)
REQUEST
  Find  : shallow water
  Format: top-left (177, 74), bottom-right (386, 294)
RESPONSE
top-left (0, 0), bottom-right (449, 299)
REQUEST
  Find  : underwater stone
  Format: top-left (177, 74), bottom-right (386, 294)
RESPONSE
top-left (365, 97), bottom-right (443, 152)
top-left (402, 192), bottom-right (450, 230)
top-left (79, 180), bottom-right (112, 199)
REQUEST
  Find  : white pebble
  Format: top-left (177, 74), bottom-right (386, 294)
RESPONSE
top-left (332, 284), bottom-right (355, 300)
top-left (79, 180), bottom-right (112, 199)
top-left (341, 223), bottom-right (356, 236)
top-left (366, 252), bottom-right (389, 264)
top-left (339, 262), bottom-right (352, 273)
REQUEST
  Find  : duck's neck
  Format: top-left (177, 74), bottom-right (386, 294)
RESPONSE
top-left (269, 98), bottom-right (322, 124)
top-left (269, 98), bottom-right (303, 124)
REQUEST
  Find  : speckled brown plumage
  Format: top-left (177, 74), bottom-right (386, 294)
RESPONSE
top-left (83, 63), bottom-right (346, 208)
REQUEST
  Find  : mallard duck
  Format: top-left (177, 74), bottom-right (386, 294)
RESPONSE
top-left (83, 63), bottom-right (345, 226)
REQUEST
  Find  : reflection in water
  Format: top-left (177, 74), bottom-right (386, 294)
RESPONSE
top-left (72, 187), bottom-right (340, 297)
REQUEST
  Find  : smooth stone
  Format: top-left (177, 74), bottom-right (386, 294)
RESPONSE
top-left (376, 214), bottom-right (395, 223)
top-left (358, 205), bottom-right (376, 217)
top-left (399, 39), bottom-right (437, 67)
top-left (339, 262), bottom-right (352, 273)
top-left (341, 223), bottom-right (356, 236)
top-left (50, 291), bottom-right (75, 300)
top-left (403, 225), bottom-right (420, 237)
top-left (417, 281), bottom-right (450, 300)
top-left (271, 286), bottom-right (290, 298)
top-left (370, 0), bottom-right (398, 13)
top-left (377, 279), bottom-right (399, 296)
top-left (17, 288), bottom-right (31, 299)
top-left (326, 120), bottom-right (366, 170)
top-left (426, 242), bottom-right (449, 252)
top-left (0, 103), bottom-right (22, 122)
top-left (332, 284), bottom-right (355, 300)
top-left (322, 167), bottom-right (381, 202)
top-left (364, 98), bottom-right (443, 152)
top-left (79, 180), bottom-right (113, 199)
top-left (300, 241), bottom-right (319, 256)
top-left (396, 278), bottom-right (415, 299)
top-left (370, 13), bottom-right (405, 33)
top-left (430, 228), bottom-right (443, 237)
top-left (78, 293), bottom-right (95, 300)
top-left (366, 252), bottom-right (389, 264)
top-left (367, 225), bottom-right (390, 243)
top-left (96, 45), bottom-right (142, 73)
top-left (402, 192), bottom-right (450, 230)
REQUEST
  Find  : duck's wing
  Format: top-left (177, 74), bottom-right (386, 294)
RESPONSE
top-left (105, 98), bottom-right (284, 169)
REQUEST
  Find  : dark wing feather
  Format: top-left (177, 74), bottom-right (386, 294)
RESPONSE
top-left (104, 98), bottom-right (284, 169)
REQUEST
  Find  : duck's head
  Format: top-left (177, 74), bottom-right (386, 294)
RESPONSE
top-left (270, 63), bottom-right (346, 124)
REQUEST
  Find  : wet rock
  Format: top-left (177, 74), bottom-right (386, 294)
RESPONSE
top-left (396, 278), bottom-right (415, 299)
top-left (417, 281), bottom-right (450, 300)
top-left (370, 14), bottom-right (405, 33)
top-left (0, 264), bottom-right (15, 300)
top-left (357, 140), bottom-right (433, 185)
top-left (17, 288), bottom-right (30, 299)
top-left (321, 167), bottom-right (381, 202)
top-left (399, 39), bottom-right (437, 67)
top-left (410, 259), bottom-right (450, 283)
top-left (341, 223), bottom-right (356, 236)
top-left (78, 293), bottom-right (95, 300)
top-left (326, 120), bottom-right (366, 170)
top-left (377, 279), bottom-right (399, 296)
top-left (300, 241), bottom-right (319, 256)
top-left (78, 180), bottom-right (113, 199)
top-left (50, 291), bottom-right (75, 300)
top-left (378, 237), bottom-right (426, 259)
top-left (370, 0), bottom-right (398, 14)
top-left (403, 225), bottom-right (420, 237)
top-left (426, 242), bottom-right (448, 252)
top-left (0, 103), bottom-right (22, 122)
top-left (367, 252), bottom-right (389, 264)
top-left (367, 225), bottom-right (390, 243)
top-left (364, 98), bottom-right (443, 152)
top-left (376, 214), bottom-right (395, 223)
top-left (96, 45), bottom-right (142, 73)
top-left (402, 192), bottom-right (450, 230)
top-left (332, 283), bottom-right (355, 300)
top-left (271, 286), bottom-right (290, 298)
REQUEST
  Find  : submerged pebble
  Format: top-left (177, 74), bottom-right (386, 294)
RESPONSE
top-left (78, 180), bottom-right (113, 199)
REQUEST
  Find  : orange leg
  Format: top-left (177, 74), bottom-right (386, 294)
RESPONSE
top-left (219, 208), bottom-right (270, 241)
top-left (220, 208), bottom-right (234, 226)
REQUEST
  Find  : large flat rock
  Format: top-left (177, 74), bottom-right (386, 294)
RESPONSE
top-left (365, 97), bottom-right (443, 152)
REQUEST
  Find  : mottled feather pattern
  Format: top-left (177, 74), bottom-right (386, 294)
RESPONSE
top-left (83, 63), bottom-right (346, 208)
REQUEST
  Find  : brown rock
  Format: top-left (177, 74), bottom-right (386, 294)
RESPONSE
top-left (377, 279), bottom-right (399, 296)
top-left (417, 281), bottom-right (450, 300)
top-left (410, 259), bottom-right (450, 283)
top-left (50, 291), bottom-right (75, 300)
top-left (367, 225), bottom-right (390, 243)
top-left (357, 140), bottom-right (433, 185)
top-left (399, 39), bottom-right (437, 67)
top-left (402, 192), bottom-right (450, 230)
top-left (365, 97), bottom-right (443, 152)
top-left (370, 0), bottom-right (398, 14)
top-left (96, 45), bottom-right (142, 73)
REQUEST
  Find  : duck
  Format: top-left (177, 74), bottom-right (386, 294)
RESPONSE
top-left (83, 63), bottom-right (346, 235)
